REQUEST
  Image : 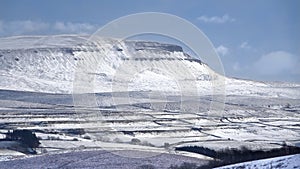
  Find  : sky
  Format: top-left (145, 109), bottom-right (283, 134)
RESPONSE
top-left (0, 0), bottom-right (299, 82)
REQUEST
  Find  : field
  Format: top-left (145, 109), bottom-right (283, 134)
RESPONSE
top-left (0, 89), bottom-right (299, 168)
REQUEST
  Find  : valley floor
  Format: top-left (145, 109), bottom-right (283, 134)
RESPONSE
top-left (0, 89), bottom-right (300, 168)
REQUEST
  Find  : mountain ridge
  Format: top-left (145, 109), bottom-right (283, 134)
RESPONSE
top-left (0, 35), bottom-right (299, 99)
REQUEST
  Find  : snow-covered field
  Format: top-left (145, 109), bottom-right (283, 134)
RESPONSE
top-left (0, 35), bottom-right (299, 168)
top-left (216, 154), bottom-right (300, 169)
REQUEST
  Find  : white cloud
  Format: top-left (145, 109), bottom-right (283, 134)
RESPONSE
top-left (53, 22), bottom-right (96, 34)
top-left (197, 14), bottom-right (235, 24)
top-left (0, 20), bottom-right (98, 37)
top-left (13, 20), bottom-right (49, 33)
top-left (0, 20), bottom-right (49, 36)
top-left (216, 45), bottom-right (229, 56)
top-left (254, 51), bottom-right (298, 75)
top-left (240, 41), bottom-right (251, 49)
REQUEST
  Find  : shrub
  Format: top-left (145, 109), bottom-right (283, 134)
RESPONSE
top-left (168, 162), bottom-right (198, 169)
top-left (131, 138), bottom-right (141, 144)
top-left (83, 135), bottom-right (91, 140)
top-left (164, 142), bottom-right (170, 148)
top-left (6, 129), bottom-right (40, 148)
top-left (136, 164), bottom-right (156, 169)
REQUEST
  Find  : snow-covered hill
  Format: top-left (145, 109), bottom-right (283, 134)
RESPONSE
top-left (0, 35), bottom-right (299, 98)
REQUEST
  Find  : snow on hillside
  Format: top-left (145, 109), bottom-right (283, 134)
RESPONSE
top-left (0, 35), bottom-right (299, 98)
top-left (216, 154), bottom-right (300, 169)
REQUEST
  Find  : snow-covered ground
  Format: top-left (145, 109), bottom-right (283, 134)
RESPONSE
top-left (216, 154), bottom-right (300, 169)
top-left (0, 35), bottom-right (299, 168)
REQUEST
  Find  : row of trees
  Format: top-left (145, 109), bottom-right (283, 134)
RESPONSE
top-left (4, 129), bottom-right (40, 154)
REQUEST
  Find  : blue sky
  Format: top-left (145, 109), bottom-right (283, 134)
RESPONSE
top-left (0, 0), bottom-right (299, 82)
